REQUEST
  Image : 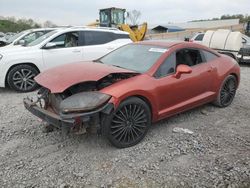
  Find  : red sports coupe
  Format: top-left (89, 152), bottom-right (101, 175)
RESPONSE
top-left (24, 41), bottom-right (240, 148)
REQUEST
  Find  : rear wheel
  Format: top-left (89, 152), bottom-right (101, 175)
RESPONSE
top-left (103, 97), bottom-right (151, 148)
top-left (7, 64), bottom-right (39, 92)
top-left (214, 75), bottom-right (237, 107)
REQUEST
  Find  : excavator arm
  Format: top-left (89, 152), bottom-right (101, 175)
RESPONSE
top-left (119, 22), bottom-right (147, 42)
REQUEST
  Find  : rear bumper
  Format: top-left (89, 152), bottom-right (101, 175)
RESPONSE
top-left (23, 98), bottom-right (114, 129)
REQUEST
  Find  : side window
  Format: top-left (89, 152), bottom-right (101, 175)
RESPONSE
top-left (50, 32), bottom-right (79, 48)
top-left (35, 31), bottom-right (45, 38)
top-left (195, 34), bottom-right (204, 41)
top-left (113, 33), bottom-right (130, 40)
top-left (242, 38), bottom-right (247, 44)
top-left (155, 53), bottom-right (176, 78)
top-left (22, 31), bottom-right (47, 45)
top-left (23, 32), bottom-right (35, 40)
top-left (176, 49), bottom-right (204, 67)
top-left (83, 31), bottom-right (113, 45)
top-left (202, 50), bottom-right (218, 62)
top-left (20, 32), bottom-right (37, 45)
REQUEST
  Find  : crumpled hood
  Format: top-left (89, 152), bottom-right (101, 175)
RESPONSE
top-left (35, 61), bottom-right (136, 93)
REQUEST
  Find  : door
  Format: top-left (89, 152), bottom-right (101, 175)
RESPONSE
top-left (154, 48), bottom-right (214, 119)
top-left (42, 31), bottom-right (84, 69)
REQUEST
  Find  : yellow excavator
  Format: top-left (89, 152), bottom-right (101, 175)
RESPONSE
top-left (88, 7), bottom-right (147, 42)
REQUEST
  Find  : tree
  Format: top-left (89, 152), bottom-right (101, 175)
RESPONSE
top-left (127, 10), bottom-right (141, 25)
top-left (0, 16), bottom-right (41, 32)
top-left (43, 20), bottom-right (56, 28)
top-left (191, 14), bottom-right (250, 23)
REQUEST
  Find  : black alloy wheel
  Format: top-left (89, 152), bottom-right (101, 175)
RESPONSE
top-left (7, 64), bottom-right (39, 92)
top-left (104, 97), bottom-right (151, 148)
top-left (214, 75), bottom-right (237, 107)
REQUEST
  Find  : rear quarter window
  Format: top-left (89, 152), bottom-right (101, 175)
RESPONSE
top-left (83, 31), bottom-right (114, 45)
top-left (202, 50), bottom-right (218, 61)
top-left (112, 33), bottom-right (130, 40)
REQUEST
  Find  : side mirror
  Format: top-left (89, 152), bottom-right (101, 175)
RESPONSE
top-left (173, 64), bottom-right (192, 79)
top-left (43, 42), bottom-right (57, 49)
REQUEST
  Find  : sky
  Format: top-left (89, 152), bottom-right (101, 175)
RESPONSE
top-left (0, 0), bottom-right (249, 27)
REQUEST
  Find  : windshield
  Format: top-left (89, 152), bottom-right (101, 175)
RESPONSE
top-left (27, 30), bottom-right (58, 47)
top-left (7, 31), bottom-right (26, 43)
top-left (99, 44), bottom-right (167, 73)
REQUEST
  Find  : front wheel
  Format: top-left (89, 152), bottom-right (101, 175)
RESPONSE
top-left (103, 97), bottom-right (151, 148)
top-left (7, 64), bottom-right (39, 92)
top-left (213, 75), bottom-right (237, 107)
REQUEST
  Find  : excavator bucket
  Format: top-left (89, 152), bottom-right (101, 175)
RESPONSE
top-left (119, 22), bottom-right (148, 42)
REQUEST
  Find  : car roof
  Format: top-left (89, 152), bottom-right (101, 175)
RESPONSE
top-left (132, 40), bottom-right (220, 55)
top-left (52, 26), bottom-right (129, 35)
top-left (134, 40), bottom-right (184, 48)
top-left (21, 28), bottom-right (56, 33)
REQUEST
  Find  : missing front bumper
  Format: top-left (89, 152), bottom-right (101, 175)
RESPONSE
top-left (23, 98), bottom-right (114, 132)
top-left (24, 98), bottom-right (74, 128)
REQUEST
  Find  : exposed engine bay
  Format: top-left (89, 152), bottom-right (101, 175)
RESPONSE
top-left (58, 73), bottom-right (138, 99)
top-left (36, 72), bottom-right (138, 113)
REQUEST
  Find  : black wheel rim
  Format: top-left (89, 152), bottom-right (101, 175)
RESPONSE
top-left (220, 77), bottom-right (236, 106)
top-left (110, 104), bottom-right (148, 145)
top-left (12, 68), bottom-right (36, 91)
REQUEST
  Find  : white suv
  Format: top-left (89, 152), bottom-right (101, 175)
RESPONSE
top-left (0, 27), bottom-right (131, 92)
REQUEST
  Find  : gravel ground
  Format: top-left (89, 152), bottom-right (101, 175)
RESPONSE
top-left (0, 66), bottom-right (250, 188)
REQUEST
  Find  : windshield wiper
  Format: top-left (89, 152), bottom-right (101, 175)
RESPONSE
top-left (112, 64), bottom-right (125, 69)
top-left (93, 59), bottom-right (103, 63)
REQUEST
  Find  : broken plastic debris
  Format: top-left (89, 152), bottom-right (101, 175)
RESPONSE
top-left (173, 127), bottom-right (194, 134)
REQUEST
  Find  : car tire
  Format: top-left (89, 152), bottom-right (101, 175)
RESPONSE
top-left (103, 97), bottom-right (151, 148)
top-left (7, 64), bottom-right (39, 92)
top-left (213, 75), bottom-right (237, 107)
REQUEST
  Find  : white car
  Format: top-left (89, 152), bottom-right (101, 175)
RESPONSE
top-left (242, 34), bottom-right (250, 47)
top-left (190, 32), bottom-right (250, 62)
top-left (0, 32), bottom-right (7, 46)
top-left (0, 27), bottom-right (132, 92)
top-left (190, 32), bottom-right (250, 47)
top-left (189, 33), bottom-right (204, 44)
top-left (2, 28), bottom-right (55, 48)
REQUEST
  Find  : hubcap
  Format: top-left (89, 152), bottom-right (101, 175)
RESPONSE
top-left (13, 69), bottom-right (36, 91)
top-left (220, 77), bottom-right (236, 106)
top-left (110, 104), bottom-right (148, 145)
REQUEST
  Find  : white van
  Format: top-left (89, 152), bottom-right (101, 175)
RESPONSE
top-left (202, 29), bottom-right (242, 60)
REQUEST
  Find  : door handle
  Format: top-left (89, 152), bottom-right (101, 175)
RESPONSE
top-left (72, 50), bottom-right (81, 53)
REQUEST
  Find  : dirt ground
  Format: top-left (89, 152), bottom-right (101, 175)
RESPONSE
top-left (0, 66), bottom-right (249, 188)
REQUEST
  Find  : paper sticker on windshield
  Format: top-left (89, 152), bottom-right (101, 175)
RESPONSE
top-left (149, 48), bottom-right (168, 53)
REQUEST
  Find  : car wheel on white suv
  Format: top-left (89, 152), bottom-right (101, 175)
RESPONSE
top-left (7, 64), bottom-right (39, 92)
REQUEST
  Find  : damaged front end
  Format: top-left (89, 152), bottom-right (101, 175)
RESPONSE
top-left (23, 73), bottom-right (137, 134)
